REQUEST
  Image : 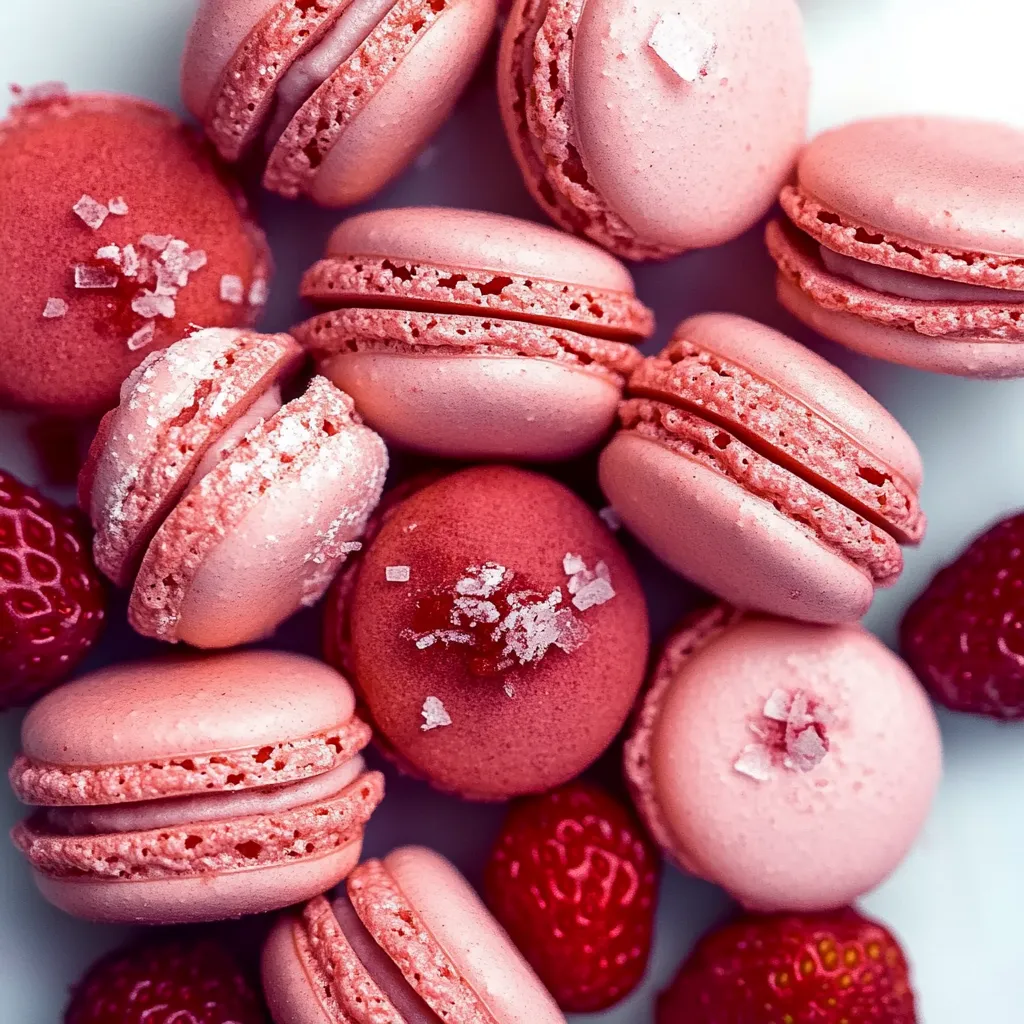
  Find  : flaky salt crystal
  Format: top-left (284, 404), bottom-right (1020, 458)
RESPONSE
top-left (132, 291), bottom-right (176, 319)
top-left (598, 506), bottom-right (621, 531)
top-left (571, 574), bottom-right (615, 611)
top-left (72, 194), bottom-right (109, 230)
top-left (42, 297), bottom-right (68, 319)
top-left (763, 689), bottom-right (791, 723)
top-left (563, 553), bottom-right (586, 575)
top-left (648, 12), bottom-right (717, 82)
top-left (455, 562), bottom-right (506, 597)
top-left (121, 245), bottom-right (141, 278)
top-left (187, 249), bottom-right (208, 273)
top-left (95, 245), bottom-right (121, 264)
top-left (415, 634), bottom-right (437, 649)
top-left (420, 696), bottom-right (452, 732)
top-left (220, 274), bottom-right (245, 305)
top-left (734, 744), bottom-right (774, 782)
top-left (504, 682), bottom-right (515, 699)
top-left (107, 196), bottom-right (129, 216)
top-left (126, 321), bottom-right (156, 352)
top-left (452, 596), bottom-right (499, 624)
top-left (386, 565), bottom-right (411, 582)
top-left (785, 726), bottom-right (829, 773)
top-left (140, 234), bottom-right (172, 252)
top-left (74, 264), bottom-right (118, 289)
top-left (249, 278), bottom-right (269, 306)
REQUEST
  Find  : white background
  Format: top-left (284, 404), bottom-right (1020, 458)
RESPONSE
top-left (1, 1), bottom-right (1023, 1021)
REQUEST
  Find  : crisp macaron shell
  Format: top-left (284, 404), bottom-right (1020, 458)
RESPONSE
top-left (498, 0), bottom-right (808, 259)
top-left (0, 90), bottom-right (271, 414)
top-left (294, 207), bottom-right (651, 460)
top-left (80, 327), bottom-right (302, 587)
top-left (9, 651), bottom-right (384, 924)
top-left (600, 313), bottom-right (925, 623)
top-left (262, 847), bottom-right (565, 1024)
top-left (768, 116), bottom-right (1024, 378)
top-left (183, 0), bottom-right (496, 206)
top-left (127, 375), bottom-right (388, 648)
top-left (325, 465), bottom-right (649, 800)
top-left (623, 607), bottom-right (942, 911)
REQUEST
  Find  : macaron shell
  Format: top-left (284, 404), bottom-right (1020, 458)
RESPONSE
top-left (667, 312), bottom-right (923, 489)
top-left (794, 116), bottom-right (1024, 258)
top-left (301, 0), bottom-right (497, 207)
top-left (128, 376), bottom-right (387, 647)
top-left (319, 351), bottom-right (623, 460)
top-left (31, 836), bottom-right (363, 926)
top-left (83, 328), bottom-right (301, 587)
top-left (262, 911), bottom-right (340, 1024)
top-left (599, 431), bottom-right (877, 623)
top-left (641, 616), bottom-right (941, 911)
top-left (379, 847), bottom-right (565, 1024)
top-left (776, 271), bottom-right (1024, 379)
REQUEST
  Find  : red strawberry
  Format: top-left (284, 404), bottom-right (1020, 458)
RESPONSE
top-left (901, 512), bottom-right (1024, 719)
top-left (657, 908), bottom-right (917, 1024)
top-left (65, 938), bottom-right (267, 1024)
top-left (484, 780), bottom-right (660, 1013)
top-left (0, 468), bottom-right (106, 708)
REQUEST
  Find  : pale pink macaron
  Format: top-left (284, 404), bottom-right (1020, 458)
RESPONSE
top-left (181, 0), bottom-right (496, 206)
top-left (599, 313), bottom-right (925, 624)
top-left (767, 116), bottom-right (1024, 378)
top-left (8, 650), bottom-right (384, 924)
top-left (497, 0), bottom-right (808, 260)
top-left (624, 605), bottom-right (942, 912)
top-left (262, 846), bottom-right (566, 1024)
top-left (79, 327), bottom-right (388, 648)
top-left (293, 207), bottom-right (652, 460)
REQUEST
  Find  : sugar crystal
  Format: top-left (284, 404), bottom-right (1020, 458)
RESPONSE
top-left (42, 297), bottom-right (68, 319)
top-left (598, 506), bottom-right (622, 531)
top-left (132, 291), bottom-right (176, 319)
top-left (126, 321), bottom-right (157, 352)
top-left (648, 12), bottom-right (717, 82)
top-left (107, 196), bottom-right (129, 215)
top-left (72, 194), bottom-right (109, 230)
top-left (220, 274), bottom-right (245, 305)
top-left (734, 744), bottom-right (774, 782)
top-left (249, 278), bottom-right (269, 306)
top-left (74, 265), bottom-right (118, 289)
top-left (386, 565), bottom-right (411, 582)
top-left (420, 696), bottom-right (452, 732)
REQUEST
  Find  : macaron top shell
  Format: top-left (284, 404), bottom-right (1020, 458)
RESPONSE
top-left (13, 650), bottom-right (359, 801)
top-left (625, 609), bottom-right (942, 911)
top-left (794, 116), bottom-right (1024, 258)
top-left (0, 91), bottom-right (269, 414)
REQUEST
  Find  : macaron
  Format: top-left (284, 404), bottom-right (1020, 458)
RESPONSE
top-left (623, 605), bottom-right (942, 912)
top-left (80, 327), bottom-right (388, 648)
top-left (292, 207), bottom-right (652, 460)
top-left (766, 116), bottom-right (1024, 378)
top-left (0, 88), bottom-right (271, 415)
top-left (9, 650), bottom-right (384, 924)
top-left (323, 465), bottom-right (649, 800)
top-left (182, 0), bottom-right (496, 207)
top-left (598, 313), bottom-right (925, 624)
top-left (262, 846), bottom-right (566, 1024)
top-left (497, 0), bottom-right (808, 260)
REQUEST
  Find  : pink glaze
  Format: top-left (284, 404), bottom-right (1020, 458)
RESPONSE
top-left (320, 352), bottom-right (622, 460)
top-left (84, 328), bottom-right (300, 587)
top-left (128, 376), bottom-right (387, 648)
top-left (624, 611), bottom-right (942, 911)
top-left (599, 432), bottom-right (876, 623)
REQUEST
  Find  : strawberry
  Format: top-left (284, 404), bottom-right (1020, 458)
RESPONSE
top-left (484, 780), bottom-right (660, 1012)
top-left (65, 938), bottom-right (267, 1024)
top-left (0, 469), bottom-right (105, 708)
top-left (658, 908), bottom-right (917, 1023)
top-left (901, 511), bottom-right (1024, 718)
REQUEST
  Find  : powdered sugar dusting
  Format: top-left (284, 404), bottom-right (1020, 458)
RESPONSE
top-left (734, 689), bottom-right (834, 783)
top-left (386, 565), bottom-right (411, 583)
top-left (220, 274), bottom-right (245, 305)
top-left (648, 13), bottom-right (717, 82)
top-left (72, 194), bottom-right (109, 230)
top-left (420, 696), bottom-right (452, 731)
top-left (42, 298), bottom-right (68, 319)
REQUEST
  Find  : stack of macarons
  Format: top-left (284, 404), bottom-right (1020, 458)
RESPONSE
top-left (16, 0), bottom-right (1024, 1019)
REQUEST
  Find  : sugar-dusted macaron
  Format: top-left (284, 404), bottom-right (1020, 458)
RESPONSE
top-left (323, 466), bottom-right (649, 800)
top-left (497, 0), bottom-right (808, 260)
top-left (624, 605), bottom-right (942, 912)
top-left (182, 0), bottom-right (496, 207)
top-left (80, 327), bottom-right (388, 648)
top-left (262, 846), bottom-right (566, 1024)
top-left (293, 208), bottom-right (651, 460)
top-left (599, 313), bottom-right (925, 624)
top-left (9, 650), bottom-right (384, 924)
top-left (0, 88), bottom-right (271, 415)
top-left (767, 116), bottom-right (1024, 378)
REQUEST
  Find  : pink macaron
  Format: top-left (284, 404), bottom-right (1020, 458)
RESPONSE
top-left (497, 0), bottom-right (808, 260)
top-left (624, 605), bottom-right (942, 912)
top-left (323, 465), bottom-right (650, 800)
top-left (599, 313), bottom-right (925, 624)
top-left (293, 207), bottom-right (652, 460)
top-left (9, 650), bottom-right (384, 924)
top-left (182, 0), bottom-right (496, 206)
top-left (79, 326), bottom-right (388, 648)
top-left (767, 116), bottom-right (1024, 378)
top-left (262, 846), bottom-right (565, 1024)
